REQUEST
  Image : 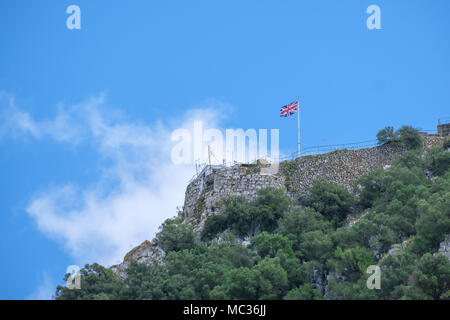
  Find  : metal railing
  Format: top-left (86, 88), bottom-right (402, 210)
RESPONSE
top-left (186, 124), bottom-right (445, 183)
top-left (188, 162), bottom-right (241, 184)
top-left (188, 138), bottom-right (388, 182)
top-left (438, 117), bottom-right (450, 125)
top-left (278, 139), bottom-right (379, 161)
top-left (300, 139), bottom-right (378, 156)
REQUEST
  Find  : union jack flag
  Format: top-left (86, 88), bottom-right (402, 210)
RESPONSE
top-left (280, 99), bottom-right (299, 117)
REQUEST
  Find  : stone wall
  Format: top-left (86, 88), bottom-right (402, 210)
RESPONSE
top-left (183, 163), bottom-right (285, 229)
top-left (438, 123), bottom-right (450, 137)
top-left (280, 143), bottom-right (406, 198)
top-left (182, 144), bottom-right (401, 222)
top-left (111, 240), bottom-right (162, 280)
top-left (112, 135), bottom-right (443, 277)
top-left (182, 135), bottom-right (443, 223)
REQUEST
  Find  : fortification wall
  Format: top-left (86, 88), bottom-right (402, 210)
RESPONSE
top-left (183, 164), bottom-right (285, 223)
top-left (438, 123), bottom-right (450, 137)
top-left (112, 135), bottom-right (443, 277)
top-left (182, 135), bottom-right (443, 222)
top-left (280, 143), bottom-right (406, 198)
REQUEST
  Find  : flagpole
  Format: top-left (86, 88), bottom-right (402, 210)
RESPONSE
top-left (297, 97), bottom-right (300, 157)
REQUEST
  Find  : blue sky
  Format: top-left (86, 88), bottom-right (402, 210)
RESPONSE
top-left (0, 0), bottom-right (449, 299)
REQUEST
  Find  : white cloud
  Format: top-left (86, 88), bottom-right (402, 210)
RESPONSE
top-left (1, 93), bottom-right (228, 266)
top-left (27, 272), bottom-right (55, 300)
top-left (0, 92), bottom-right (85, 142)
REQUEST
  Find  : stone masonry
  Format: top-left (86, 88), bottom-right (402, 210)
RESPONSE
top-left (111, 134), bottom-right (444, 277)
top-left (182, 135), bottom-right (442, 224)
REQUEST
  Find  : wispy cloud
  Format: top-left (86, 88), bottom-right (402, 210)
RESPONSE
top-left (1, 93), bottom-right (228, 266)
top-left (26, 272), bottom-right (55, 300)
top-left (0, 92), bottom-right (86, 143)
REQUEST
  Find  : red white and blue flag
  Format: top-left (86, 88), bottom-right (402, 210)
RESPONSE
top-left (280, 99), bottom-right (299, 117)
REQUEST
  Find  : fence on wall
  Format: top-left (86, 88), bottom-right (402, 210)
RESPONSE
top-left (438, 117), bottom-right (450, 125)
top-left (188, 138), bottom-right (381, 183)
top-left (278, 127), bottom-right (439, 161)
top-left (280, 139), bottom-right (379, 160)
top-left (186, 126), bottom-right (443, 183)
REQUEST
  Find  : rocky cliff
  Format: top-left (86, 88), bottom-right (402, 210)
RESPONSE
top-left (111, 134), bottom-right (444, 277)
top-left (182, 135), bottom-right (442, 227)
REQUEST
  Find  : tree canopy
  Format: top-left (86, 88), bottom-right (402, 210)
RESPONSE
top-left (56, 133), bottom-right (450, 300)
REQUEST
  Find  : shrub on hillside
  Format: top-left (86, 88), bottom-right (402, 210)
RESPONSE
top-left (301, 180), bottom-right (355, 227)
top-left (398, 125), bottom-right (422, 150)
top-left (202, 187), bottom-right (291, 240)
top-left (425, 146), bottom-right (450, 176)
top-left (376, 126), bottom-right (398, 145)
top-left (376, 125), bottom-right (422, 150)
top-left (444, 138), bottom-right (450, 150)
top-left (157, 218), bottom-right (195, 252)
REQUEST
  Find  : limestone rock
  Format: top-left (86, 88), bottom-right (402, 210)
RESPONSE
top-left (111, 134), bottom-right (444, 277)
top-left (111, 239), bottom-right (164, 280)
top-left (434, 235), bottom-right (450, 260)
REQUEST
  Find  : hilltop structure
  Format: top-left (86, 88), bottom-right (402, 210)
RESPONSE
top-left (111, 125), bottom-right (447, 277)
top-left (181, 134), bottom-right (442, 231)
top-left (437, 118), bottom-right (450, 137)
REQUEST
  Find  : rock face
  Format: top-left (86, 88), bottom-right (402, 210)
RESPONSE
top-left (437, 123), bottom-right (450, 137)
top-left (183, 163), bottom-right (285, 229)
top-left (182, 135), bottom-right (442, 225)
top-left (387, 240), bottom-right (410, 257)
top-left (111, 135), bottom-right (443, 277)
top-left (111, 239), bottom-right (164, 279)
top-left (280, 143), bottom-right (406, 198)
top-left (435, 235), bottom-right (450, 260)
top-left (182, 143), bottom-right (406, 227)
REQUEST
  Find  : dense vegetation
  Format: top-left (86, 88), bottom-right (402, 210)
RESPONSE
top-left (56, 130), bottom-right (450, 300)
top-left (376, 125), bottom-right (423, 150)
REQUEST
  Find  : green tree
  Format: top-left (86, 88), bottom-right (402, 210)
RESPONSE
top-left (201, 212), bottom-right (229, 241)
top-left (219, 195), bottom-right (253, 237)
top-left (302, 180), bottom-right (355, 227)
top-left (379, 251), bottom-right (418, 300)
top-left (394, 149), bottom-right (423, 169)
top-left (376, 126), bottom-right (398, 145)
top-left (252, 187), bottom-right (291, 234)
top-left (276, 253), bottom-right (308, 289)
top-left (202, 187), bottom-right (291, 240)
top-left (157, 217), bottom-right (195, 252)
top-left (425, 146), bottom-right (450, 176)
top-left (411, 196), bottom-right (450, 254)
top-left (249, 232), bottom-right (294, 258)
top-left (284, 283), bottom-right (323, 300)
top-left (407, 253), bottom-right (450, 300)
top-left (253, 257), bottom-right (289, 299)
top-left (55, 263), bottom-right (125, 300)
top-left (443, 138), bottom-right (450, 150)
top-left (277, 207), bottom-right (331, 252)
top-left (298, 230), bottom-right (333, 262)
top-left (55, 125), bottom-right (450, 301)
top-left (210, 267), bottom-right (258, 300)
top-left (331, 247), bottom-right (375, 281)
top-left (376, 125), bottom-right (422, 150)
top-left (397, 125), bottom-right (422, 150)
top-left (326, 277), bottom-right (378, 300)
